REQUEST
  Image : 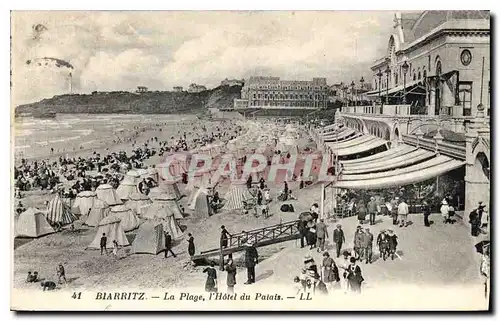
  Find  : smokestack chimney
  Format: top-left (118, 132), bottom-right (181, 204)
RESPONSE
top-left (68, 72), bottom-right (73, 94)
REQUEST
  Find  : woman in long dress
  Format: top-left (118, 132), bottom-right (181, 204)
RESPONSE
top-left (357, 201), bottom-right (367, 224)
top-left (225, 257), bottom-right (237, 293)
top-left (440, 199), bottom-right (449, 223)
top-left (306, 221), bottom-right (317, 250)
top-left (321, 252), bottom-right (340, 290)
top-left (338, 251), bottom-right (351, 293)
top-left (187, 233), bottom-right (195, 257)
top-left (203, 261), bottom-right (218, 292)
top-left (112, 240), bottom-right (119, 256)
top-left (347, 257), bottom-right (364, 293)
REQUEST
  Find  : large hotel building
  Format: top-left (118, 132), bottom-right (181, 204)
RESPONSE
top-left (234, 76), bottom-right (329, 109)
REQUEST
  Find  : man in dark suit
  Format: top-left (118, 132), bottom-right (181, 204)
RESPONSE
top-left (333, 225), bottom-right (345, 258)
top-left (244, 241), bottom-right (258, 285)
top-left (164, 231), bottom-right (177, 259)
top-left (315, 219), bottom-right (329, 252)
top-left (220, 225), bottom-right (231, 249)
top-left (363, 228), bottom-right (374, 264)
top-left (298, 220), bottom-right (308, 248)
top-left (100, 233), bottom-right (108, 255)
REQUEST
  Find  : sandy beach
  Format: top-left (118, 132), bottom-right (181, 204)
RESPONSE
top-left (13, 115), bottom-right (320, 292)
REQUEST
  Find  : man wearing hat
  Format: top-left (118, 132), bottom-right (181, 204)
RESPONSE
top-left (391, 197), bottom-right (399, 225)
top-left (353, 226), bottom-right (365, 261)
top-left (333, 224), bottom-right (345, 258)
top-left (469, 202), bottom-right (485, 237)
top-left (397, 198), bottom-right (409, 228)
top-left (244, 240), bottom-right (258, 285)
top-left (387, 230), bottom-right (398, 260)
top-left (367, 196), bottom-right (377, 225)
top-left (377, 230), bottom-right (389, 261)
top-left (362, 228), bottom-right (374, 264)
top-left (315, 218), bottom-right (329, 253)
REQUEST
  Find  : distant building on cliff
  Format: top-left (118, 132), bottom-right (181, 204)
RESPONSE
top-left (136, 86), bottom-right (148, 93)
top-left (173, 86), bottom-right (183, 92)
top-left (188, 84), bottom-right (207, 93)
top-left (221, 78), bottom-right (244, 87)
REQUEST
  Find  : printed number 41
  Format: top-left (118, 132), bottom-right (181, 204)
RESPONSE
top-left (72, 292), bottom-right (82, 299)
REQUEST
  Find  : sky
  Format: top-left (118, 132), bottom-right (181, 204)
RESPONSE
top-left (11, 11), bottom-right (395, 105)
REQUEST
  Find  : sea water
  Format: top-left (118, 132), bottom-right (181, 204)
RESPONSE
top-left (13, 113), bottom-right (195, 159)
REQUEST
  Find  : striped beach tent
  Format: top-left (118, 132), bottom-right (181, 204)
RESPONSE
top-left (15, 208), bottom-right (55, 238)
top-left (46, 194), bottom-right (77, 226)
top-left (84, 199), bottom-right (110, 227)
top-left (87, 216), bottom-right (129, 249)
top-left (223, 181), bottom-right (254, 211)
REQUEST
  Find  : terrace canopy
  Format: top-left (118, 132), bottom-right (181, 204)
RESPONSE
top-left (334, 156), bottom-right (464, 189)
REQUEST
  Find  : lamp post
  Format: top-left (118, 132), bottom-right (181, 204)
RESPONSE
top-left (376, 69), bottom-right (383, 105)
top-left (344, 85), bottom-right (349, 107)
top-left (385, 65), bottom-right (391, 105)
top-left (360, 77), bottom-right (365, 106)
top-left (351, 81), bottom-right (356, 106)
top-left (402, 58), bottom-right (409, 104)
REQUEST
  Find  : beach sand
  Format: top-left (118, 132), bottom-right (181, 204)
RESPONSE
top-left (13, 117), bottom-right (319, 291)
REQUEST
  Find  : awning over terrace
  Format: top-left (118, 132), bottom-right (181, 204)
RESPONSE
top-left (334, 156), bottom-right (464, 189)
top-left (333, 135), bottom-right (379, 149)
top-left (341, 144), bottom-right (416, 164)
top-left (335, 138), bottom-right (389, 157)
top-left (323, 129), bottom-right (358, 142)
top-left (342, 148), bottom-right (435, 174)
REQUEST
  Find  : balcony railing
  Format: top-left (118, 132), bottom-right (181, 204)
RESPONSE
top-left (402, 134), bottom-right (466, 160)
top-left (341, 104), bottom-right (411, 116)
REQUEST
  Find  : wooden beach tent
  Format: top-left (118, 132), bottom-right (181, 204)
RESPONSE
top-left (84, 199), bottom-right (110, 227)
top-left (46, 194), bottom-right (77, 226)
top-left (15, 208), bottom-right (55, 238)
top-left (96, 183), bottom-right (123, 206)
top-left (131, 220), bottom-right (166, 255)
top-left (71, 190), bottom-right (96, 217)
top-left (87, 216), bottom-right (130, 249)
top-left (108, 205), bottom-right (140, 232)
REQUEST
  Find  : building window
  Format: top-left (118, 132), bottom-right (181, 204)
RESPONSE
top-left (436, 60), bottom-right (442, 76)
top-left (459, 81), bottom-right (472, 116)
top-left (418, 72), bottom-right (421, 80)
top-left (413, 74), bottom-right (416, 81)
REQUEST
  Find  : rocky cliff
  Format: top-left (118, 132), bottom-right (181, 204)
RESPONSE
top-left (15, 85), bottom-right (242, 115)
